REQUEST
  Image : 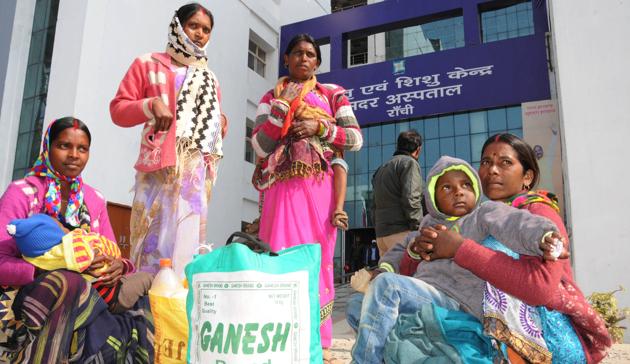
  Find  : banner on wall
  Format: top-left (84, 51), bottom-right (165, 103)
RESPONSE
top-left (345, 64), bottom-right (492, 120)
top-left (522, 100), bottom-right (565, 215)
top-left (315, 37), bottom-right (551, 126)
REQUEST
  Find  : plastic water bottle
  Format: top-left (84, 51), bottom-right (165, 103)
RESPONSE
top-left (150, 258), bottom-right (185, 297)
top-left (150, 258), bottom-right (188, 362)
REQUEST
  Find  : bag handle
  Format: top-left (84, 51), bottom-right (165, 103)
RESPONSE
top-left (225, 232), bottom-right (277, 256)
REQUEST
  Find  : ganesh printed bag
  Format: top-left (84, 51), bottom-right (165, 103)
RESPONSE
top-left (185, 232), bottom-right (322, 364)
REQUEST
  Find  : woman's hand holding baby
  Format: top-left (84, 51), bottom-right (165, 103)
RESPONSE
top-left (86, 254), bottom-right (125, 286)
top-left (98, 257), bottom-right (124, 286)
top-left (413, 224), bottom-right (465, 261)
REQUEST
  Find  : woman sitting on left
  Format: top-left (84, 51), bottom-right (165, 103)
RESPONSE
top-left (0, 117), bottom-right (153, 363)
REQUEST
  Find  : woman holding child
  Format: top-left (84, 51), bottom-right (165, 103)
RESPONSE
top-left (251, 33), bottom-right (362, 361)
top-left (349, 133), bottom-right (611, 363)
top-left (0, 118), bottom-right (152, 363)
top-left (414, 133), bottom-right (612, 362)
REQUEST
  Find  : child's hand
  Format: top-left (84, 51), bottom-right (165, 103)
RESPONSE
top-left (279, 82), bottom-right (302, 103)
top-left (540, 232), bottom-right (569, 261)
top-left (413, 225), bottom-right (464, 261)
top-left (350, 268), bottom-right (382, 293)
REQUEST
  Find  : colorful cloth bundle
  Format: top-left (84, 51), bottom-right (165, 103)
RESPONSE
top-left (7, 214), bottom-right (123, 304)
top-left (254, 76), bottom-right (338, 190)
top-left (8, 214), bottom-right (121, 274)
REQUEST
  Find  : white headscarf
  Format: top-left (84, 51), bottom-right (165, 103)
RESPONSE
top-left (165, 13), bottom-right (223, 157)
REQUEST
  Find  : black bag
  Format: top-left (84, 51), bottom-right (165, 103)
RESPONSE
top-left (224, 231), bottom-right (277, 255)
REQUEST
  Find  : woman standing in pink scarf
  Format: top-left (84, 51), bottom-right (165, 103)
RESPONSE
top-left (251, 33), bottom-right (362, 362)
top-left (111, 3), bottom-right (227, 278)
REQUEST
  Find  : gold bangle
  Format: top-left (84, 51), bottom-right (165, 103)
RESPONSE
top-left (275, 98), bottom-right (290, 108)
top-left (317, 120), bottom-right (326, 137)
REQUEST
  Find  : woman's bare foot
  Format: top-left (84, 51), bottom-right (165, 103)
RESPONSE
top-left (322, 348), bottom-right (342, 364)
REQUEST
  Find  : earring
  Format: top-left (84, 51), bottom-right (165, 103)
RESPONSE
top-left (522, 184), bottom-right (530, 191)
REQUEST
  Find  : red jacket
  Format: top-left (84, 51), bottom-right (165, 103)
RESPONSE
top-left (110, 52), bottom-right (222, 172)
top-left (454, 202), bottom-right (611, 363)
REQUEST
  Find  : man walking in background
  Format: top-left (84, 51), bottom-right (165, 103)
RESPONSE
top-left (371, 130), bottom-right (423, 257)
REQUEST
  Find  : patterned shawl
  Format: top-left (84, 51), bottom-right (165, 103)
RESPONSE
top-left (274, 76), bottom-right (332, 138)
top-left (507, 190), bottom-right (559, 213)
top-left (253, 76), bottom-right (336, 190)
top-left (481, 190), bottom-right (560, 363)
top-left (25, 120), bottom-right (85, 228)
top-left (166, 14), bottom-right (222, 157)
top-left (483, 190), bottom-right (611, 363)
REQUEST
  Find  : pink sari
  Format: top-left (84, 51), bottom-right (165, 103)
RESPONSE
top-left (259, 168), bottom-right (337, 348)
top-left (259, 86), bottom-right (337, 348)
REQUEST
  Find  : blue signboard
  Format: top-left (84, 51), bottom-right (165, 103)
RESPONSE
top-left (280, 0), bottom-right (551, 126)
top-left (317, 37), bottom-right (550, 125)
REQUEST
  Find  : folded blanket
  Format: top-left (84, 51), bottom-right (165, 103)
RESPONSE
top-left (384, 303), bottom-right (497, 364)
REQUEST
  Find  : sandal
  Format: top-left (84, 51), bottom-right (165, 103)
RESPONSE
top-left (331, 210), bottom-right (349, 231)
top-left (244, 217), bottom-right (260, 235)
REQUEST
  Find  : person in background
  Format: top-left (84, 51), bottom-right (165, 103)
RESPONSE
top-left (110, 3), bottom-right (228, 277)
top-left (0, 117), bottom-right (152, 363)
top-left (251, 33), bottom-right (362, 363)
top-left (371, 130), bottom-right (423, 256)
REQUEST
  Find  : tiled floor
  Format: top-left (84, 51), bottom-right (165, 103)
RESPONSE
top-left (331, 283), bottom-right (355, 363)
top-left (332, 283), bottom-right (356, 338)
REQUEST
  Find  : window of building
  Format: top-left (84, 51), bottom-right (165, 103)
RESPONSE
top-left (480, 0), bottom-right (534, 43)
top-left (248, 39), bottom-right (266, 77)
top-left (346, 12), bottom-right (464, 67)
top-left (343, 105), bottom-right (522, 229)
top-left (245, 118), bottom-right (255, 163)
top-left (349, 37), bottom-right (368, 66)
top-left (389, 16), bottom-right (464, 58)
top-left (12, 0), bottom-right (60, 180)
top-left (317, 42), bottom-right (331, 74)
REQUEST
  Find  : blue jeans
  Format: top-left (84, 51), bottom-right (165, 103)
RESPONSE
top-left (346, 292), bottom-right (364, 333)
top-left (350, 273), bottom-right (460, 364)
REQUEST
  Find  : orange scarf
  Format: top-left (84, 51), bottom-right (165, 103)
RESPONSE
top-left (273, 76), bottom-right (332, 138)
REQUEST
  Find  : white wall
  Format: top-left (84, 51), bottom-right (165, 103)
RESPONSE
top-left (0, 0), bottom-right (36, 188)
top-left (549, 0), bottom-right (630, 339)
top-left (36, 0), bottom-right (328, 247)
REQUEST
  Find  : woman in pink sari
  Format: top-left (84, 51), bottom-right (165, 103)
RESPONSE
top-left (251, 33), bottom-right (362, 361)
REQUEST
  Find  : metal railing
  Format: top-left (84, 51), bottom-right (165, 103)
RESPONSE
top-left (349, 52), bottom-right (368, 66)
top-left (332, 3), bottom-right (367, 13)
